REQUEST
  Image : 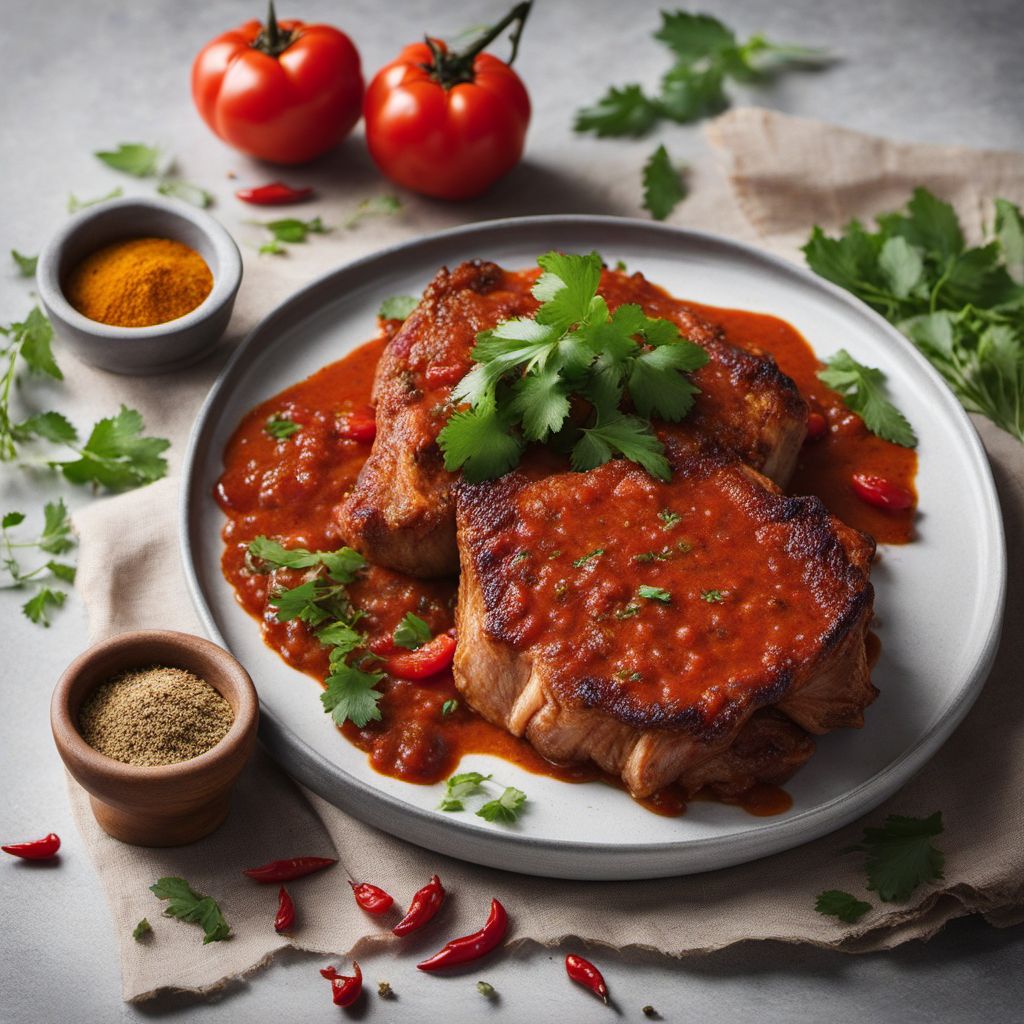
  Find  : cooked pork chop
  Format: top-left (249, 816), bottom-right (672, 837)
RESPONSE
top-left (453, 433), bottom-right (876, 798)
top-left (337, 260), bottom-right (807, 578)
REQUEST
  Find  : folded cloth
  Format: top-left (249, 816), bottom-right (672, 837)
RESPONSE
top-left (69, 109), bottom-right (1024, 1001)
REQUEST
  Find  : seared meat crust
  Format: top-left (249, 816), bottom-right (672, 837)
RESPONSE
top-left (336, 261), bottom-right (807, 578)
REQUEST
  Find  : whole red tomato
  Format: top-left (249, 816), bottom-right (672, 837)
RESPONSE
top-left (364, 3), bottom-right (532, 200)
top-left (192, 4), bottom-right (363, 165)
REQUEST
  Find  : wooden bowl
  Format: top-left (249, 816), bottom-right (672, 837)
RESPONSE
top-left (51, 630), bottom-right (258, 847)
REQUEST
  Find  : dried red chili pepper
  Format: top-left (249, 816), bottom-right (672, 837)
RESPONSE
top-left (851, 472), bottom-right (914, 512)
top-left (805, 411), bottom-right (828, 442)
top-left (242, 856), bottom-right (336, 883)
top-left (235, 182), bottom-right (315, 205)
top-left (274, 886), bottom-right (295, 932)
top-left (417, 898), bottom-right (508, 971)
top-left (350, 880), bottom-right (394, 915)
top-left (321, 962), bottom-right (362, 1007)
top-left (2, 833), bottom-right (61, 860)
top-left (565, 952), bottom-right (609, 1003)
top-left (393, 873), bottom-right (446, 936)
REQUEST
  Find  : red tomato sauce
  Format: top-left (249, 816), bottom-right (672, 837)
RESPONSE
top-left (216, 303), bottom-right (917, 817)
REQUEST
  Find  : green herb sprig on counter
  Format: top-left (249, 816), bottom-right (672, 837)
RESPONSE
top-left (94, 141), bottom-right (213, 208)
top-left (132, 918), bottom-right (153, 942)
top-left (344, 194), bottom-right (402, 229)
top-left (157, 179), bottom-right (214, 208)
top-left (437, 250), bottom-right (709, 483)
top-left (814, 890), bottom-right (871, 924)
top-left (258, 216), bottom-right (329, 254)
top-left (67, 187), bottom-right (124, 214)
top-left (439, 772), bottom-right (528, 824)
top-left (247, 536), bottom-right (384, 727)
top-left (11, 251), bottom-right (37, 277)
top-left (642, 145), bottom-right (688, 221)
top-left (804, 189), bottom-right (1024, 442)
top-left (2, 501), bottom-right (76, 626)
top-left (817, 350), bottom-right (917, 447)
top-left (150, 876), bottom-right (230, 944)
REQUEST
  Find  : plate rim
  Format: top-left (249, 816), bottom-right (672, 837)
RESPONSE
top-left (179, 214), bottom-right (1006, 878)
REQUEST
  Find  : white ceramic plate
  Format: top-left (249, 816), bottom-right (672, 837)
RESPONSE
top-left (180, 216), bottom-right (1005, 880)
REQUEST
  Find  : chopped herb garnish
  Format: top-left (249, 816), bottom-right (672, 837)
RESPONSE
top-left (548, 549), bottom-right (562, 559)
top-left (441, 698), bottom-right (459, 719)
top-left (700, 589), bottom-right (725, 603)
top-left (378, 295), bottom-right (418, 320)
top-left (477, 786), bottom-right (527, 824)
top-left (511, 549), bottom-right (530, 563)
top-left (132, 918), bottom-right (153, 941)
top-left (658, 508), bottom-right (682, 529)
top-left (638, 584), bottom-right (671, 603)
top-left (616, 604), bottom-right (641, 619)
top-left (440, 773), bottom-right (527, 824)
top-left (344, 194), bottom-right (402, 229)
top-left (439, 771), bottom-right (492, 812)
top-left (11, 250), bottom-right (37, 277)
top-left (260, 216), bottom-right (329, 246)
top-left (815, 890), bottom-right (872, 924)
top-left (265, 414), bottom-right (300, 440)
top-left (150, 876), bottom-right (230, 944)
top-left (394, 611), bottom-right (432, 650)
top-left (572, 548), bottom-right (605, 567)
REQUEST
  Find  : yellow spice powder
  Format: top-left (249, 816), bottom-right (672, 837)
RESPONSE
top-left (65, 236), bottom-right (213, 328)
top-left (78, 665), bottom-right (233, 767)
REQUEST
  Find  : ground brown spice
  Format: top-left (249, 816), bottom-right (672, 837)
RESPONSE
top-left (78, 666), bottom-right (233, 767)
top-left (65, 236), bottom-right (213, 327)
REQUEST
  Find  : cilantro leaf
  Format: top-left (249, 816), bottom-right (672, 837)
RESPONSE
top-left (270, 579), bottom-right (327, 623)
top-left (262, 217), bottom-right (328, 244)
top-left (344, 194), bottom-right (402, 229)
top-left (994, 199), bottom-right (1024, 283)
top-left (39, 499), bottom-right (74, 554)
top-left (572, 413), bottom-right (671, 481)
top-left (642, 145), bottom-right (687, 221)
top-left (817, 350), bottom-right (917, 448)
top-left (573, 84), bottom-right (661, 137)
top-left (815, 890), bottom-right (871, 924)
top-left (67, 187), bottom-right (123, 213)
top-left (847, 812), bottom-right (945, 902)
top-left (157, 179), bottom-right (213, 208)
top-left (441, 698), bottom-right (459, 719)
top-left (12, 411), bottom-right (78, 445)
top-left (878, 187), bottom-right (964, 262)
top-left (315, 619), bottom-right (365, 653)
top-left (265, 414), bottom-right (299, 440)
top-left (320, 662), bottom-right (384, 728)
top-left (56, 405), bottom-right (170, 489)
top-left (657, 63), bottom-right (728, 123)
top-left (877, 236), bottom-right (924, 299)
top-left (439, 771), bottom-right (492, 812)
top-left (2, 511), bottom-right (25, 528)
top-left (319, 548), bottom-right (367, 584)
top-left (11, 250), bottom-right (37, 277)
top-left (132, 918), bottom-right (153, 941)
top-left (638, 585), bottom-right (671, 603)
top-left (534, 250), bottom-right (605, 329)
top-left (95, 143), bottom-right (167, 178)
top-left (394, 612), bottom-right (432, 650)
top-left (22, 587), bottom-right (66, 626)
top-left (11, 306), bottom-right (61, 380)
top-left (247, 536), bottom-right (322, 570)
top-left (379, 295), bottom-right (418, 320)
top-left (653, 11), bottom-right (736, 61)
top-left (572, 548), bottom-right (604, 567)
top-left (438, 398), bottom-right (525, 484)
top-left (150, 876), bottom-right (231, 944)
top-left (629, 334), bottom-right (705, 418)
top-left (46, 561), bottom-right (76, 583)
top-left (477, 786), bottom-right (527, 824)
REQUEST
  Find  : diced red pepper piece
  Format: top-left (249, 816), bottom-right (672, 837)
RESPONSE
top-left (338, 408), bottom-right (377, 443)
top-left (384, 633), bottom-right (456, 680)
top-left (805, 411), bottom-right (828, 442)
top-left (851, 472), bottom-right (914, 512)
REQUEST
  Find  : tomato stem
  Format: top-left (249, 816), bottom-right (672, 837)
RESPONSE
top-left (425, 1), bottom-right (532, 88)
top-left (252, 0), bottom-right (297, 58)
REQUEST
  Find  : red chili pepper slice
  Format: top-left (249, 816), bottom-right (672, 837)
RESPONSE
top-left (235, 182), bottom-right (315, 205)
top-left (338, 408), bottom-right (377, 443)
top-left (565, 953), bottom-right (609, 1003)
top-left (384, 633), bottom-right (457, 680)
top-left (851, 472), bottom-right (914, 512)
top-left (805, 411), bottom-right (828, 442)
top-left (393, 873), bottom-right (446, 936)
top-left (417, 898), bottom-right (508, 971)
top-left (242, 856), bottom-right (336, 883)
top-left (2, 833), bottom-right (61, 860)
top-left (349, 880), bottom-right (394, 915)
top-left (274, 886), bottom-right (295, 933)
top-left (321, 962), bottom-right (362, 1007)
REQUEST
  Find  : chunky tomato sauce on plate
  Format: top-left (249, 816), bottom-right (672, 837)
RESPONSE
top-left (216, 299), bottom-right (916, 818)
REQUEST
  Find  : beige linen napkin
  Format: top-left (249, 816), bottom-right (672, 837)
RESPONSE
top-left (69, 110), bottom-right (1024, 1001)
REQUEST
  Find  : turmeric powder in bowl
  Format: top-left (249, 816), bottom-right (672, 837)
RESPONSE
top-left (65, 236), bottom-right (213, 328)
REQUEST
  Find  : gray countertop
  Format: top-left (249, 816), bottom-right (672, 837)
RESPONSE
top-left (1, 0), bottom-right (1022, 1021)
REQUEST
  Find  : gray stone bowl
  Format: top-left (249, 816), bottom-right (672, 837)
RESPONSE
top-left (36, 196), bottom-right (242, 375)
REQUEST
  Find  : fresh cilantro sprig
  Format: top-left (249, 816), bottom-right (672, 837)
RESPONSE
top-left (150, 876), bottom-right (231, 944)
top-left (817, 350), bottom-right (917, 447)
top-left (439, 772), bottom-right (528, 824)
top-left (344, 194), bottom-right (402, 229)
top-left (0, 307), bottom-right (62, 459)
top-left (67, 187), bottom-right (123, 213)
top-left (815, 890), bottom-right (871, 924)
top-left (248, 536), bottom-right (384, 728)
top-left (378, 295), bottom-right (419, 321)
top-left (393, 611), bottom-right (432, 650)
top-left (642, 145), bottom-right (688, 221)
top-left (258, 216), bottom-right (329, 254)
top-left (11, 251), bottom-right (37, 277)
top-left (574, 10), bottom-right (831, 137)
top-left (157, 179), bottom-right (214, 208)
top-left (437, 251), bottom-right (708, 483)
top-left (265, 414), bottom-right (299, 440)
top-left (845, 811), bottom-right (945, 902)
top-left (2, 501), bottom-right (76, 626)
top-left (95, 143), bottom-right (169, 177)
top-left (804, 189), bottom-right (1024, 442)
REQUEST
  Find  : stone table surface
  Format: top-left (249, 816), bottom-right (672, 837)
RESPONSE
top-left (1, 0), bottom-right (1022, 1021)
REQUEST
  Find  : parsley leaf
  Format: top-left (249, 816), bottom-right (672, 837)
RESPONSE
top-left (157, 179), bottom-right (213, 208)
top-left (39, 499), bottom-right (75, 554)
top-left (2, 305), bottom-right (61, 381)
top-left (657, 63), bottom-right (727, 123)
top-left (817, 350), bottom-right (918, 448)
top-left (846, 812), bottom-right (945, 902)
top-left (379, 295), bottom-right (419, 320)
top-left (573, 84), bottom-right (661, 138)
top-left (439, 771), bottom-right (492, 812)
top-left (642, 145), bottom-right (687, 221)
top-left (95, 143), bottom-right (167, 177)
top-left (477, 786), bottom-right (527, 824)
top-left (13, 411), bottom-right (78, 445)
top-left (638, 584), bottom-right (671, 603)
top-left (815, 890), bottom-right (872, 924)
top-left (321, 662), bottom-right (384, 728)
top-left (247, 537), bottom-right (365, 583)
top-left (572, 413), bottom-right (671, 481)
top-left (11, 250), bottom-right (37, 277)
top-left (265, 414), bottom-right (299, 440)
top-left (67, 187), bottom-right (123, 213)
top-left (438, 397), bottom-right (525, 483)
top-left (22, 587), bottom-right (67, 626)
top-left (150, 876), bottom-right (231, 944)
top-left (804, 190), bottom-right (1024, 442)
top-left (394, 612), bottom-right (432, 650)
top-left (654, 11), bottom-right (736, 62)
top-left (2, 500), bottom-right (76, 627)
top-left (262, 216), bottom-right (328, 244)
top-left (55, 405), bottom-right (170, 490)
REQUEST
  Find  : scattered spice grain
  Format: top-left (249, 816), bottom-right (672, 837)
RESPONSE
top-left (78, 666), bottom-right (233, 766)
